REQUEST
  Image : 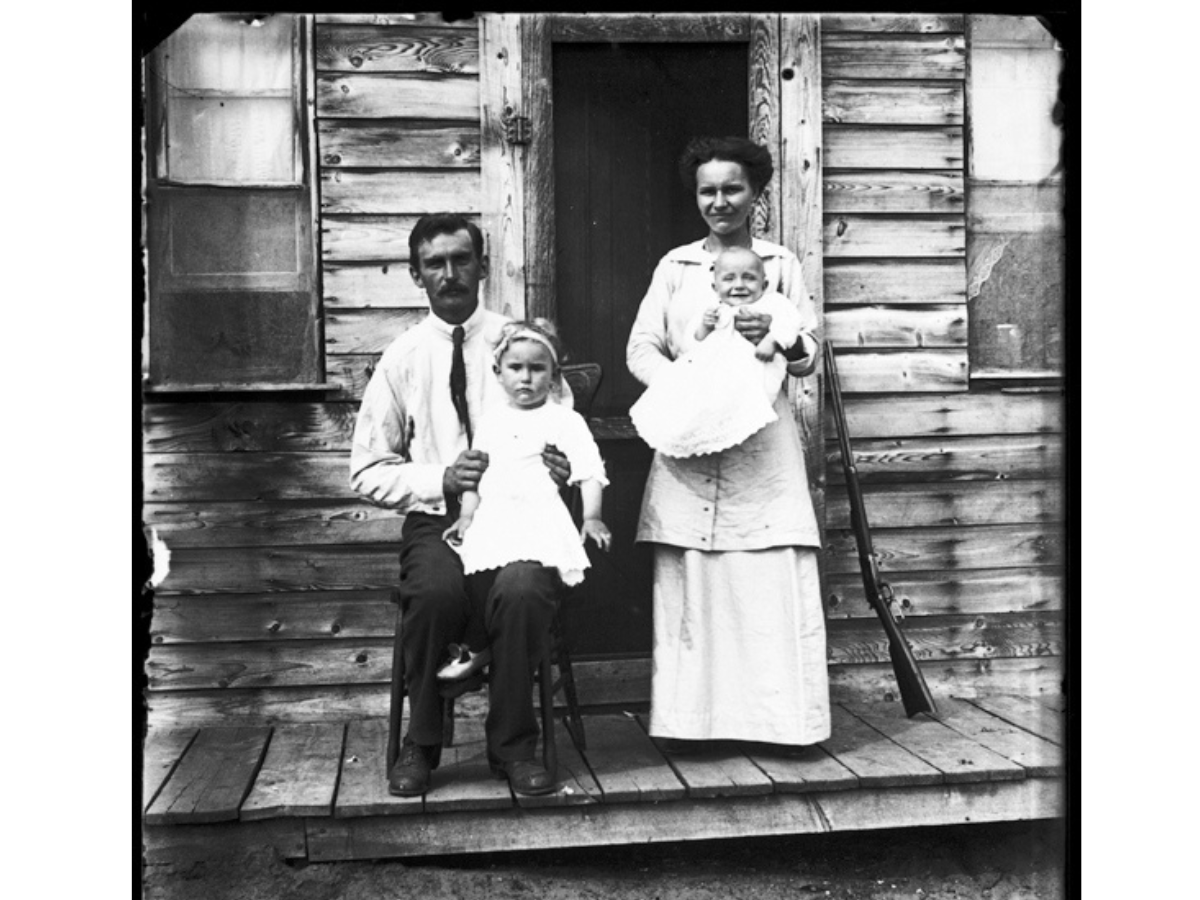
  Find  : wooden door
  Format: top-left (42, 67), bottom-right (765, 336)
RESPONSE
top-left (480, 14), bottom-right (824, 657)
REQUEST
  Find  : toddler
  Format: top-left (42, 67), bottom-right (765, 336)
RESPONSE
top-left (439, 319), bottom-right (612, 682)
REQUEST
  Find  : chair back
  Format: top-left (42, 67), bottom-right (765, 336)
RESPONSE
top-left (561, 363), bottom-right (603, 419)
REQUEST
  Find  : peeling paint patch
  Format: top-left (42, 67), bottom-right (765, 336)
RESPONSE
top-left (148, 528), bottom-right (171, 588)
top-left (967, 238), bottom-right (1009, 300)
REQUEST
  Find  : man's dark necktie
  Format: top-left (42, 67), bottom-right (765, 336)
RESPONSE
top-left (450, 325), bottom-right (473, 447)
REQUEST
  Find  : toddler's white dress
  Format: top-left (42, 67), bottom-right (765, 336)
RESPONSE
top-left (629, 290), bottom-right (801, 458)
top-left (456, 401), bottom-right (608, 586)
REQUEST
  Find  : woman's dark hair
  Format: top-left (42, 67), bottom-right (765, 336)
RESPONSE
top-left (678, 136), bottom-right (775, 195)
top-left (408, 213), bottom-right (485, 263)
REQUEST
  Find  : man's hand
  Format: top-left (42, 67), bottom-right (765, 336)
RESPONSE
top-left (733, 307), bottom-right (772, 345)
top-left (542, 443), bottom-right (571, 488)
top-left (443, 449), bottom-right (489, 496)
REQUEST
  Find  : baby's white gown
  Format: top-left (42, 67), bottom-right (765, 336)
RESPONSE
top-left (456, 401), bottom-right (609, 586)
top-left (630, 294), bottom-right (800, 458)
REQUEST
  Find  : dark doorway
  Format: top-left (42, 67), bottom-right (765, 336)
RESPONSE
top-left (552, 42), bottom-right (748, 657)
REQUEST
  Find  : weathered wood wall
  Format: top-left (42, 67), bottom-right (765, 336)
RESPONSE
top-left (142, 13), bottom-right (1063, 728)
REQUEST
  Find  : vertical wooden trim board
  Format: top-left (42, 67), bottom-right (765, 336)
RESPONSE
top-left (781, 14), bottom-right (826, 539)
top-left (749, 15), bottom-right (782, 243)
top-left (479, 15), bottom-right (527, 320)
top-left (521, 15), bottom-right (554, 320)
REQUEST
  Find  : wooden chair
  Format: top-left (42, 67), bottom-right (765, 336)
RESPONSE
top-left (386, 363), bottom-right (603, 779)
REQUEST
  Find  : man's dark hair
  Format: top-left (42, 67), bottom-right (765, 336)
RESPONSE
top-left (678, 136), bottom-right (775, 195)
top-left (407, 213), bottom-right (485, 263)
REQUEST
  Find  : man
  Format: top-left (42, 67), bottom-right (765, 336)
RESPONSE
top-left (350, 213), bottom-right (570, 797)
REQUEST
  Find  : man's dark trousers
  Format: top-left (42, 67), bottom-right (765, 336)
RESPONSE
top-left (396, 512), bottom-right (560, 764)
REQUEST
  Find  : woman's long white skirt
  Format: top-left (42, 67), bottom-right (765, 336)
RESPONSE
top-left (648, 544), bottom-right (831, 745)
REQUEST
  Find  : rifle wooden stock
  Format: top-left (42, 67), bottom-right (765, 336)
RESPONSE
top-left (823, 343), bottom-right (937, 718)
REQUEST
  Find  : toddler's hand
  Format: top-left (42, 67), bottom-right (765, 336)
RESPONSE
top-left (442, 516), bottom-right (473, 546)
top-left (702, 306), bottom-right (721, 329)
top-left (754, 339), bottom-right (779, 362)
top-left (580, 518), bottom-right (612, 552)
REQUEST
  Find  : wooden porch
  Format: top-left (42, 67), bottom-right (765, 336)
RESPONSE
top-left (142, 691), bottom-right (1064, 863)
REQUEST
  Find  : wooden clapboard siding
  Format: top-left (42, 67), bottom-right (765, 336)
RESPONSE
top-left (824, 524), bottom-right (1064, 574)
top-left (314, 14), bottom-right (477, 28)
top-left (315, 73), bottom-right (478, 119)
top-left (550, 13), bottom-right (750, 42)
top-left (144, 500), bottom-right (405, 548)
top-left (823, 350), bottom-right (968, 392)
top-left (322, 265), bottom-right (429, 309)
top-left (324, 308), bottom-right (425, 354)
top-left (151, 591), bottom-right (395, 644)
top-left (314, 25), bottom-right (479, 74)
top-left (824, 215), bottom-right (965, 257)
top-left (145, 453), bottom-right (355, 502)
top-left (822, 35), bottom-right (966, 80)
top-left (825, 260), bottom-right (966, 306)
top-left (154, 545), bottom-right (399, 595)
top-left (824, 305), bottom-right (966, 347)
top-left (825, 127), bottom-right (964, 169)
top-left (319, 170), bottom-right (481, 215)
top-left (823, 171), bottom-right (964, 214)
top-left (826, 568), bottom-right (1064, 619)
top-left (822, 14), bottom-right (965, 33)
top-left (823, 81), bottom-right (963, 125)
top-left (317, 123), bottom-right (480, 169)
top-left (825, 434), bottom-right (1062, 483)
top-left (825, 479), bottom-right (1063, 529)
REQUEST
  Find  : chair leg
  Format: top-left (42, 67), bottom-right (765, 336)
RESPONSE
top-left (539, 648), bottom-right (557, 783)
top-left (386, 603), bottom-right (405, 771)
top-left (553, 611), bottom-right (587, 750)
top-left (442, 697), bottom-right (456, 747)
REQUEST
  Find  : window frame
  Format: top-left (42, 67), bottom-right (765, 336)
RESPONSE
top-left (142, 13), bottom-right (325, 393)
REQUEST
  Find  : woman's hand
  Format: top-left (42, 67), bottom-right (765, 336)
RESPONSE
top-left (580, 518), bottom-right (612, 552)
top-left (542, 443), bottom-right (572, 488)
top-left (733, 308), bottom-right (772, 345)
top-left (442, 515), bottom-right (473, 546)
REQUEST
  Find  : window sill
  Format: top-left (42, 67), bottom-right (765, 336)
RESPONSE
top-left (142, 381), bottom-right (335, 395)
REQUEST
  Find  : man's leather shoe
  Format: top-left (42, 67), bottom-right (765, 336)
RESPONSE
top-left (491, 758), bottom-right (555, 796)
top-left (388, 741), bottom-right (435, 797)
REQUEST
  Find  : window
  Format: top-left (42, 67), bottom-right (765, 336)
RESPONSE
top-left (966, 15), bottom-right (1064, 380)
top-left (143, 14), bottom-right (322, 390)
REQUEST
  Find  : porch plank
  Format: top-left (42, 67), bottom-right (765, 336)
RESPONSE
top-left (145, 726), bottom-right (271, 825)
top-left (934, 698), bottom-right (1063, 777)
top-left (335, 719), bottom-right (423, 817)
top-left (648, 743), bottom-right (776, 800)
top-left (840, 700), bottom-right (1026, 784)
top-left (142, 728), bottom-right (198, 811)
top-left (423, 718), bottom-right (515, 814)
top-left (821, 705), bottom-right (942, 787)
top-left (1034, 693), bottom-right (1068, 712)
top-left (742, 743), bottom-right (860, 793)
top-left (240, 723), bottom-right (346, 821)
top-left (967, 694), bottom-right (1063, 745)
top-left (580, 714), bottom-right (686, 802)
top-left (515, 723), bottom-right (603, 809)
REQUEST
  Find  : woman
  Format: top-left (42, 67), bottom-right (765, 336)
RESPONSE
top-left (626, 136), bottom-right (830, 748)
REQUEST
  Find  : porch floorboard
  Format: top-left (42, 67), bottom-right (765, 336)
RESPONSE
top-left (142, 694), bottom-right (1065, 861)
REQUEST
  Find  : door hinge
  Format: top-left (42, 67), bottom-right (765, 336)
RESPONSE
top-left (502, 112), bottom-right (531, 146)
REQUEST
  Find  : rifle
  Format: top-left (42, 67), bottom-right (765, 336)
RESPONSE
top-left (823, 343), bottom-right (937, 718)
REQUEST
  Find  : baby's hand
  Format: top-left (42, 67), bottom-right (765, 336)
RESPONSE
top-left (755, 338), bottom-right (779, 362)
top-left (580, 518), bottom-right (612, 552)
top-left (442, 516), bottom-right (473, 546)
top-left (702, 306), bottom-right (721, 329)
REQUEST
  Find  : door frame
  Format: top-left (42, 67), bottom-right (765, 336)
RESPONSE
top-left (479, 12), bottom-right (826, 529)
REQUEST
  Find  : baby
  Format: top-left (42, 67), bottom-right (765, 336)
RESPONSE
top-left (629, 247), bottom-right (803, 458)
top-left (691, 246), bottom-right (800, 365)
